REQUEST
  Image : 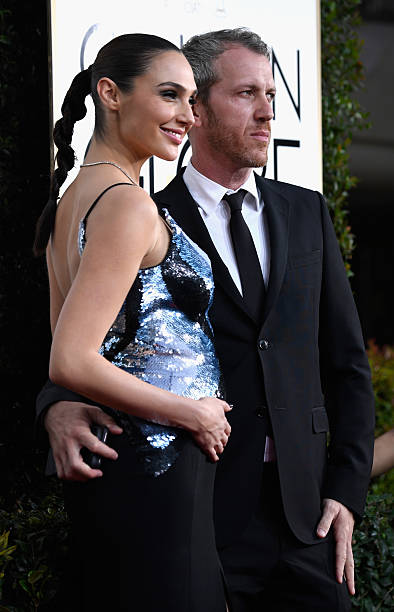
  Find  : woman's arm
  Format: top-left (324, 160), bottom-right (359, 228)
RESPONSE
top-left (371, 429), bottom-right (394, 478)
top-left (49, 187), bottom-right (230, 460)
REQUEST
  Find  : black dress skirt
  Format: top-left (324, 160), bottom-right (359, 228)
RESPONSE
top-left (57, 192), bottom-right (226, 611)
top-left (63, 434), bottom-right (226, 611)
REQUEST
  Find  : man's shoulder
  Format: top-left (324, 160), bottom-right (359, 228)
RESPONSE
top-left (153, 170), bottom-right (187, 204)
top-left (256, 174), bottom-right (323, 201)
top-left (153, 171), bottom-right (325, 207)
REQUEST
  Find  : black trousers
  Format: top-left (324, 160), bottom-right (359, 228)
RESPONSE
top-left (219, 464), bottom-right (352, 612)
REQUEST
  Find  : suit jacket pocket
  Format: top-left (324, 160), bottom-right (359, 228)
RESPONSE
top-left (312, 407), bottom-right (329, 433)
top-left (289, 250), bottom-right (321, 269)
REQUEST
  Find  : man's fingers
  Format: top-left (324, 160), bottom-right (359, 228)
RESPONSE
top-left (65, 461), bottom-right (103, 482)
top-left (316, 503), bottom-right (337, 538)
top-left (71, 462), bottom-right (103, 481)
top-left (86, 406), bottom-right (123, 434)
top-left (63, 448), bottom-right (104, 481)
top-left (344, 541), bottom-right (355, 595)
top-left (46, 402), bottom-right (122, 481)
top-left (83, 436), bottom-right (118, 461)
top-left (335, 532), bottom-right (348, 584)
top-left (106, 423), bottom-right (123, 435)
top-left (54, 438), bottom-right (105, 482)
top-left (318, 499), bottom-right (355, 594)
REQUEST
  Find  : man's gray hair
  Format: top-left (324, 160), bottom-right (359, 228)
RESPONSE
top-left (182, 28), bottom-right (270, 104)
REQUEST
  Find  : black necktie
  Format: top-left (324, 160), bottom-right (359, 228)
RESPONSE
top-left (223, 190), bottom-right (266, 322)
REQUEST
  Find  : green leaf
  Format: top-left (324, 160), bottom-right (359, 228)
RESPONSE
top-left (28, 566), bottom-right (48, 585)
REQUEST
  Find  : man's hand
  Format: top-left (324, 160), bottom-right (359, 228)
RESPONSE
top-left (316, 498), bottom-right (355, 595)
top-left (44, 402), bottom-right (122, 481)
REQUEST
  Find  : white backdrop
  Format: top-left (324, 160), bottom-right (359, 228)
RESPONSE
top-left (50, 0), bottom-right (322, 194)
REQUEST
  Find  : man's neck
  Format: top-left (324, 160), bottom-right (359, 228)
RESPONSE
top-left (190, 154), bottom-right (253, 191)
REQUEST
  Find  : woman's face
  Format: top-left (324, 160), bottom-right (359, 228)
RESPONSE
top-left (117, 50), bottom-right (196, 162)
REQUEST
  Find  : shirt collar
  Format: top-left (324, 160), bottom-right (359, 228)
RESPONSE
top-left (183, 162), bottom-right (262, 217)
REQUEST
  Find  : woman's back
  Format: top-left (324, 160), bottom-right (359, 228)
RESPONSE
top-left (48, 159), bottom-right (176, 327)
top-left (47, 179), bottom-right (83, 302)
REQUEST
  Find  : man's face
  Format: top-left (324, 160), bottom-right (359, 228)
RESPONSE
top-left (197, 45), bottom-right (276, 171)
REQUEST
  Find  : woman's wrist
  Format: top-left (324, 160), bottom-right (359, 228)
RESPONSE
top-left (165, 395), bottom-right (200, 432)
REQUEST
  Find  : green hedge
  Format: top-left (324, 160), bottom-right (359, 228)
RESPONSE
top-left (353, 494), bottom-right (394, 611)
top-left (351, 344), bottom-right (394, 611)
top-left (321, 0), bottom-right (370, 274)
top-left (0, 487), bottom-right (68, 612)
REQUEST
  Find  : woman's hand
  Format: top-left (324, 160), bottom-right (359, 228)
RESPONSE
top-left (190, 397), bottom-right (232, 461)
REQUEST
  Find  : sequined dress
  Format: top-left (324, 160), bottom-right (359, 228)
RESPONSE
top-left (64, 183), bottom-right (227, 611)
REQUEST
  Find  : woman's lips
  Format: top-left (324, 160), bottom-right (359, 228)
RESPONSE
top-left (160, 127), bottom-right (184, 145)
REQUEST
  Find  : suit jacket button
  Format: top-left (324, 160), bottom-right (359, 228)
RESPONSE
top-left (258, 339), bottom-right (270, 351)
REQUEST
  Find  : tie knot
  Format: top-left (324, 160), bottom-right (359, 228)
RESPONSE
top-left (223, 189), bottom-right (246, 212)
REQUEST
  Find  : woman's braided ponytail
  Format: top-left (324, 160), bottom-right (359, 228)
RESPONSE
top-left (33, 66), bottom-right (92, 255)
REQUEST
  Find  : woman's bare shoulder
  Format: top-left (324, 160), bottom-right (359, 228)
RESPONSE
top-left (84, 183), bottom-right (159, 237)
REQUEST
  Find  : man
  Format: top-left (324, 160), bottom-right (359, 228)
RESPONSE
top-left (38, 28), bottom-right (375, 611)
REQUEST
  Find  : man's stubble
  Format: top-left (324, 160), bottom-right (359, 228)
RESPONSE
top-left (205, 102), bottom-right (270, 170)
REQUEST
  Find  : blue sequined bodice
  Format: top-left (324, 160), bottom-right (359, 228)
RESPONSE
top-left (79, 206), bottom-right (222, 476)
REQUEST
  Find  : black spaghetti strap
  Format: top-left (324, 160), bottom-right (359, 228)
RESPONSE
top-left (83, 182), bottom-right (136, 223)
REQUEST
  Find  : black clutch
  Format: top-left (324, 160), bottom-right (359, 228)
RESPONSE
top-left (81, 424), bottom-right (109, 469)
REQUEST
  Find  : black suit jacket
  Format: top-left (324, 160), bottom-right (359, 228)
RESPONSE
top-left (37, 171), bottom-right (375, 547)
top-left (153, 171), bottom-right (374, 546)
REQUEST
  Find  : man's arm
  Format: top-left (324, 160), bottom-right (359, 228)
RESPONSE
top-left (317, 193), bottom-right (375, 510)
top-left (37, 381), bottom-right (122, 480)
top-left (36, 380), bottom-right (88, 441)
top-left (316, 193), bottom-right (375, 594)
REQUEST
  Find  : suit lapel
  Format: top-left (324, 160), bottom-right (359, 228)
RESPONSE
top-left (154, 171), bottom-right (291, 328)
top-left (255, 174), bottom-right (290, 325)
top-left (154, 172), bottom-right (253, 320)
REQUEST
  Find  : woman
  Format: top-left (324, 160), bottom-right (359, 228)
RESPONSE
top-left (34, 34), bottom-right (231, 611)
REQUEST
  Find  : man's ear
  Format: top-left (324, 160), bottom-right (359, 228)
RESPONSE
top-left (192, 97), bottom-right (203, 127)
top-left (96, 77), bottom-right (120, 111)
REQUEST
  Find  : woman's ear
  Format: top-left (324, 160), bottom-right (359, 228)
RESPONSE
top-left (96, 77), bottom-right (120, 110)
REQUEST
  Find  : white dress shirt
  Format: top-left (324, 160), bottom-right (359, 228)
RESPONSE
top-left (183, 162), bottom-right (270, 295)
top-left (183, 162), bottom-right (276, 462)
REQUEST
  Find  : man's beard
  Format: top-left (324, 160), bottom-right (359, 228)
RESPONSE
top-left (205, 102), bottom-right (269, 168)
